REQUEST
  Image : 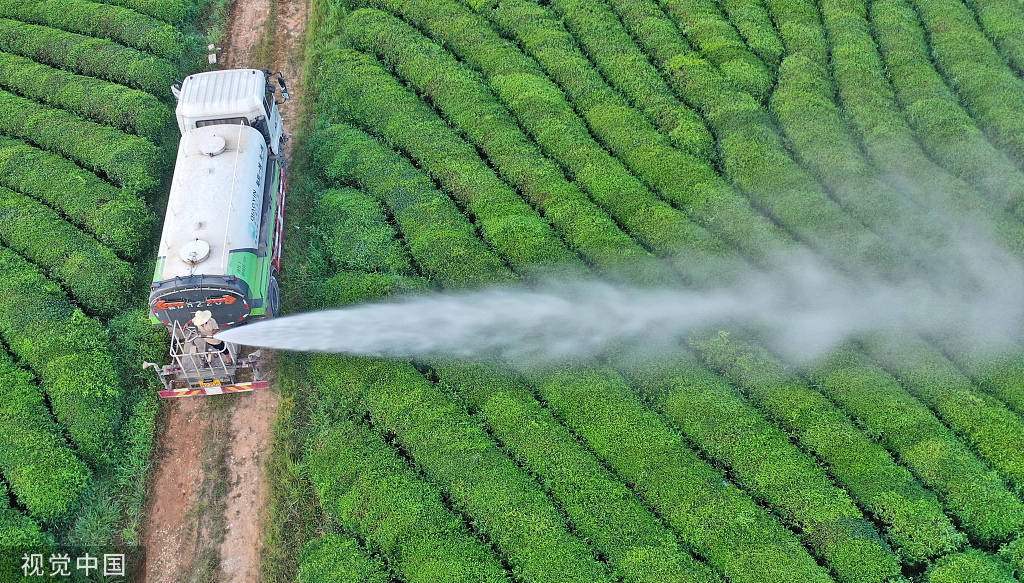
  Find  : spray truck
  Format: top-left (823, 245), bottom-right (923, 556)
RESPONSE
top-left (143, 68), bottom-right (289, 398)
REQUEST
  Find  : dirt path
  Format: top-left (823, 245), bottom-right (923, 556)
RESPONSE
top-left (140, 1), bottom-right (308, 581)
top-left (220, 0), bottom-right (271, 69)
top-left (216, 390), bottom-right (280, 583)
top-left (140, 399), bottom-right (208, 582)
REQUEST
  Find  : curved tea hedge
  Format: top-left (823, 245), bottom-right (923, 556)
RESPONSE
top-left (0, 52), bottom-right (174, 139)
top-left (759, 0), bottom-right (828, 64)
top-left (0, 348), bottom-right (89, 522)
top-left (0, 187), bottom-right (137, 317)
top-left (305, 415), bottom-right (511, 583)
top-left (768, 52), bottom-right (946, 261)
top-left (929, 339), bottom-right (1024, 418)
top-left (273, 1), bottom-right (1024, 582)
top-left (309, 187), bottom-right (415, 277)
top-left (311, 123), bottom-right (511, 287)
top-left (0, 18), bottom-right (178, 96)
top-left (0, 483), bottom-right (49, 547)
top-left (0, 0), bottom-right (185, 59)
top-left (306, 271), bottom-right (431, 311)
top-left (437, 361), bottom-right (724, 583)
top-left (816, 0), bottom-right (1024, 225)
top-left (523, 364), bottom-right (834, 583)
top-left (804, 346), bottom-right (1024, 547)
top-left (639, 0), bottom-right (772, 100)
top-left (339, 9), bottom-right (669, 280)
top-left (0, 137), bottom-right (153, 259)
top-left (868, 0), bottom-right (1024, 213)
top-left (469, 0), bottom-right (788, 263)
top-left (0, 246), bottom-right (121, 469)
top-left (961, 0), bottom-right (1024, 78)
top-left (716, 0), bottom-right (783, 69)
top-left (621, 350), bottom-right (962, 564)
top-left (492, 0), bottom-right (717, 162)
top-left (602, 0), bottom-right (902, 275)
top-left (94, 0), bottom-right (192, 24)
top-left (318, 356), bottom-right (616, 583)
top-left (905, 0), bottom-right (1024, 174)
top-left (0, 89), bottom-right (161, 193)
top-left (925, 550), bottom-right (1017, 583)
top-left (689, 332), bottom-right (964, 565)
top-left (311, 48), bottom-right (577, 277)
top-left (296, 534), bottom-right (391, 583)
top-left (861, 334), bottom-right (1024, 495)
top-left (350, 1), bottom-right (711, 261)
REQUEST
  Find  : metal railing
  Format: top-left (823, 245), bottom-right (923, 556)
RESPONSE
top-left (144, 320), bottom-right (264, 395)
top-left (168, 319), bottom-right (237, 381)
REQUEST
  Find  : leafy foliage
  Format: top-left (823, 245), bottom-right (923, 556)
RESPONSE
top-left (925, 550), bottom-right (1016, 583)
top-left (310, 123), bottom-right (511, 287)
top-left (467, 0), bottom-right (785, 264)
top-left (816, 0), bottom-right (1024, 230)
top-left (0, 136), bottom-right (153, 259)
top-left (869, 0), bottom-right (1024, 213)
top-left (289, 2), bottom-right (1024, 582)
top-left (0, 348), bottom-right (89, 521)
top-left (716, 0), bottom-right (783, 69)
top-left (296, 534), bottom-right (390, 583)
top-left (93, 0), bottom-right (193, 24)
top-left (0, 18), bottom-right (177, 95)
top-left (523, 364), bottom-right (833, 583)
top-left (0, 187), bottom-right (137, 317)
top-left (0, 0), bottom-right (185, 59)
top-left (621, 350), bottom-right (933, 569)
top-left (339, 8), bottom-right (666, 281)
top-left (309, 187), bottom-right (414, 276)
top-left (961, 0), bottom-right (1024, 80)
top-left (0, 51), bottom-right (175, 140)
top-left (861, 334), bottom-right (1024, 496)
top-left (437, 361), bottom-right (723, 583)
top-left (311, 47), bottom-right (577, 277)
top-left (304, 413), bottom-right (510, 583)
top-left (608, 0), bottom-right (901, 275)
top-left (0, 483), bottom-right (50, 547)
top-left (656, 0), bottom-right (772, 100)
top-left (0, 0), bottom-right (180, 558)
top-left (0, 246), bottom-right (121, 469)
top-left (691, 333), bottom-right (969, 561)
top-left (348, 0), bottom-right (731, 271)
top-left (905, 0), bottom-right (1024, 175)
top-left (805, 346), bottom-right (1024, 547)
top-left (0, 89), bottom-right (161, 193)
top-left (314, 356), bottom-right (615, 583)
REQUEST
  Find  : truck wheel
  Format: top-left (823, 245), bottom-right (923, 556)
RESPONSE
top-left (267, 274), bottom-right (281, 319)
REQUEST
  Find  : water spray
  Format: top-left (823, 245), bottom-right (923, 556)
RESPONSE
top-left (216, 243), bottom-right (1024, 366)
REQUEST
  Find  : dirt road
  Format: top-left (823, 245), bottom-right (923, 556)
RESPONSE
top-left (140, 1), bottom-right (308, 581)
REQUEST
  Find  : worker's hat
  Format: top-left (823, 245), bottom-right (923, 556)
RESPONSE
top-left (192, 310), bottom-right (213, 326)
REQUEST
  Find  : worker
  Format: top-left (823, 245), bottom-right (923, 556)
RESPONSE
top-left (192, 310), bottom-right (231, 365)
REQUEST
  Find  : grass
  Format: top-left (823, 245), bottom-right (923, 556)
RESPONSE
top-left (179, 396), bottom-right (235, 582)
top-left (260, 354), bottom-right (331, 583)
top-left (250, 0), bottom-right (278, 67)
top-left (260, 114), bottom-right (335, 581)
top-left (196, 0), bottom-right (235, 47)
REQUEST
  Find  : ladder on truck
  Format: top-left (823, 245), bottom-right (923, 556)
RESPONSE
top-left (143, 320), bottom-right (269, 398)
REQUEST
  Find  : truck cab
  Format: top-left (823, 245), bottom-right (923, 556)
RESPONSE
top-left (145, 69), bottom-right (289, 398)
top-left (174, 68), bottom-right (285, 155)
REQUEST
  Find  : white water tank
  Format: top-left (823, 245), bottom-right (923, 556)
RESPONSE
top-left (156, 123), bottom-right (268, 280)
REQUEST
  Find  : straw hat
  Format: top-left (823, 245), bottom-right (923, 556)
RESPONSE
top-left (192, 310), bottom-right (213, 326)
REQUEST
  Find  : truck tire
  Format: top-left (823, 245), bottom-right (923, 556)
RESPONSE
top-left (267, 274), bottom-right (281, 319)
